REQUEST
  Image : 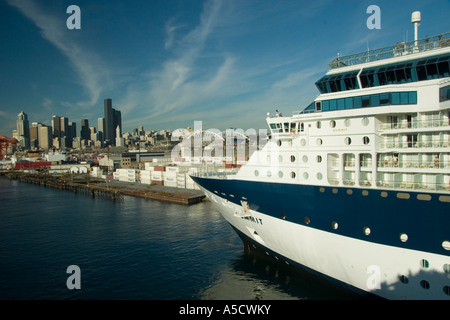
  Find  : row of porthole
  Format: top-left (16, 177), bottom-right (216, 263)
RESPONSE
top-left (254, 169), bottom-right (319, 180)
top-left (399, 261), bottom-right (450, 295)
top-left (278, 136), bottom-right (370, 147)
top-left (316, 117), bottom-right (370, 129)
top-left (300, 214), bottom-right (450, 296)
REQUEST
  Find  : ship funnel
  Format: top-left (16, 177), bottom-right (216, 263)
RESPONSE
top-left (411, 11), bottom-right (421, 46)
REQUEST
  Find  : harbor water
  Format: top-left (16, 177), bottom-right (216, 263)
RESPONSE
top-left (0, 177), bottom-right (362, 300)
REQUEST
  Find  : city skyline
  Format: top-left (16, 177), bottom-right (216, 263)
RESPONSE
top-left (1, 0), bottom-right (449, 137)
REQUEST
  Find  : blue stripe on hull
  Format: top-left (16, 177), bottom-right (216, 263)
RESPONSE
top-left (192, 176), bottom-right (450, 256)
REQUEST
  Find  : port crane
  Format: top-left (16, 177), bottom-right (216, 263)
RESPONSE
top-left (0, 134), bottom-right (17, 160)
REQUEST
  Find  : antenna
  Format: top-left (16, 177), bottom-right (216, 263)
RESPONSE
top-left (411, 11), bottom-right (421, 48)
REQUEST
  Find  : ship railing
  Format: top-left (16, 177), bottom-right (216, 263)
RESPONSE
top-left (331, 178), bottom-right (450, 192)
top-left (379, 119), bottom-right (450, 131)
top-left (380, 139), bottom-right (450, 149)
top-left (191, 165), bottom-right (237, 179)
top-left (377, 160), bottom-right (450, 169)
top-left (329, 32), bottom-right (450, 69)
top-left (376, 179), bottom-right (450, 192)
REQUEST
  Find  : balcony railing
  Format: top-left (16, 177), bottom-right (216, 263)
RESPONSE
top-left (377, 160), bottom-right (450, 169)
top-left (379, 119), bottom-right (450, 131)
top-left (380, 140), bottom-right (449, 149)
top-left (329, 32), bottom-right (450, 69)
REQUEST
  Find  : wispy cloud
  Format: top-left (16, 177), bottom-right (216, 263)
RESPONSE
top-left (7, 0), bottom-right (108, 108)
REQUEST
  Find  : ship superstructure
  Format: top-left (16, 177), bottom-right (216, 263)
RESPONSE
top-left (192, 15), bottom-right (450, 299)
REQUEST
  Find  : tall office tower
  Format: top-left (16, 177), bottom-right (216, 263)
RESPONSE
top-left (39, 125), bottom-right (52, 151)
top-left (113, 109), bottom-right (122, 140)
top-left (98, 117), bottom-right (105, 143)
top-left (80, 119), bottom-right (90, 142)
top-left (16, 111), bottom-right (30, 149)
top-left (104, 98), bottom-right (113, 145)
top-left (69, 122), bottom-right (77, 139)
top-left (30, 123), bottom-right (39, 149)
top-left (52, 115), bottom-right (61, 138)
top-left (60, 117), bottom-right (70, 147)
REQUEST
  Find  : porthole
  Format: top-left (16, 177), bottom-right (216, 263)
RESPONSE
top-left (399, 275), bottom-right (409, 284)
top-left (442, 241), bottom-right (450, 250)
top-left (267, 171), bottom-right (272, 177)
top-left (319, 187), bottom-right (325, 193)
top-left (317, 172), bottom-right (323, 180)
top-left (420, 259), bottom-right (429, 268)
top-left (254, 170), bottom-right (259, 177)
top-left (302, 155), bottom-right (308, 163)
top-left (345, 137), bottom-right (352, 145)
top-left (381, 191), bottom-right (388, 198)
top-left (331, 221), bottom-right (339, 230)
top-left (362, 190), bottom-right (369, 196)
top-left (290, 155), bottom-right (296, 162)
top-left (291, 171), bottom-right (296, 179)
top-left (363, 227), bottom-right (371, 236)
top-left (420, 280), bottom-right (430, 289)
top-left (330, 120), bottom-right (336, 128)
top-left (316, 121), bottom-right (321, 129)
top-left (278, 171), bottom-right (283, 178)
top-left (332, 188), bottom-right (338, 194)
top-left (277, 139), bottom-right (282, 147)
top-left (317, 138), bottom-right (323, 146)
top-left (417, 194), bottom-right (431, 201)
top-left (400, 233), bottom-right (408, 242)
top-left (397, 192), bottom-right (410, 200)
top-left (317, 155), bottom-right (322, 163)
top-left (301, 139), bottom-right (306, 146)
top-left (443, 264), bottom-right (450, 273)
top-left (346, 189), bottom-right (353, 195)
top-left (362, 117), bottom-right (369, 126)
top-left (303, 172), bottom-right (309, 179)
top-left (344, 118), bottom-right (351, 127)
top-left (304, 217), bottom-right (310, 224)
top-left (363, 136), bottom-right (370, 145)
top-left (444, 286), bottom-right (450, 296)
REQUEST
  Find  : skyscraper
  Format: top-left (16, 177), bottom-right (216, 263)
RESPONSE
top-left (98, 117), bottom-right (105, 143)
top-left (16, 111), bottom-right (30, 149)
top-left (104, 98), bottom-right (113, 145)
top-left (104, 98), bottom-right (122, 146)
top-left (80, 119), bottom-right (90, 142)
top-left (52, 115), bottom-right (61, 138)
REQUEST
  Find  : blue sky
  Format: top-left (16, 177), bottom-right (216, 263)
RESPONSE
top-left (1, 0), bottom-right (449, 136)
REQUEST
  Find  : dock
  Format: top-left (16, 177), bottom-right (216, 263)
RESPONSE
top-left (0, 171), bottom-right (206, 205)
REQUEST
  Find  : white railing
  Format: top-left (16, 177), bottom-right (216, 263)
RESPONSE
top-left (379, 119), bottom-right (450, 131)
top-left (329, 32), bottom-right (450, 69)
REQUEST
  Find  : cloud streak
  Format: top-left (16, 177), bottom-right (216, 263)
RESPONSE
top-left (7, 0), bottom-right (108, 108)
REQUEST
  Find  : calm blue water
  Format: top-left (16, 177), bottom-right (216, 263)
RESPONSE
top-left (0, 177), bottom-right (361, 300)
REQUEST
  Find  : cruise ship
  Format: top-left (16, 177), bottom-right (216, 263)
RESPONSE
top-left (192, 13), bottom-right (450, 300)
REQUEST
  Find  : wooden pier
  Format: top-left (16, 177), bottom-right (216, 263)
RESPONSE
top-left (0, 171), bottom-right (206, 205)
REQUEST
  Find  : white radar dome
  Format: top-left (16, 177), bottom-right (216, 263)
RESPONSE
top-left (411, 11), bottom-right (421, 23)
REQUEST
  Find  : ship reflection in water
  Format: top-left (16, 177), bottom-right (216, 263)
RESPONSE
top-left (199, 252), bottom-right (365, 300)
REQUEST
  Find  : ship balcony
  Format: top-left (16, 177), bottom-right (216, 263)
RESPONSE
top-left (376, 179), bottom-right (450, 192)
top-left (377, 159), bottom-right (450, 170)
top-left (379, 119), bottom-right (450, 131)
top-left (379, 139), bottom-right (449, 149)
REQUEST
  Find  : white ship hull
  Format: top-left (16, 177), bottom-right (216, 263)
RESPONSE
top-left (200, 185), bottom-right (448, 300)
